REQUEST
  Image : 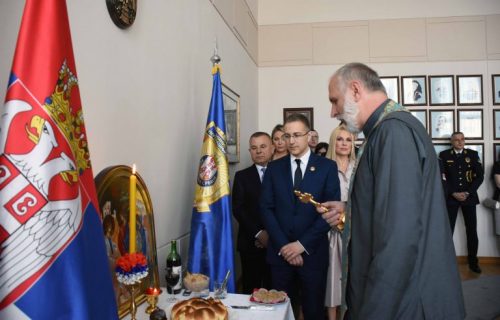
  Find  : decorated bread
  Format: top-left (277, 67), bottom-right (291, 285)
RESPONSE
top-left (251, 288), bottom-right (287, 304)
top-left (171, 297), bottom-right (228, 320)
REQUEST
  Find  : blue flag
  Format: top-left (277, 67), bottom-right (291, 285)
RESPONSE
top-left (188, 64), bottom-right (235, 292)
top-left (0, 1), bottom-right (118, 318)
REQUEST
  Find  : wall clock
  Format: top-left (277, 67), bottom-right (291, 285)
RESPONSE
top-left (106, 0), bottom-right (137, 29)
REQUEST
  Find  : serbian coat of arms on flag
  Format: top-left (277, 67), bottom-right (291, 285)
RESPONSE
top-left (0, 1), bottom-right (117, 319)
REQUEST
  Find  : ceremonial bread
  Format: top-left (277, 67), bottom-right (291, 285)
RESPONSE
top-left (251, 288), bottom-right (287, 304)
top-left (171, 297), bottom-right (228, 320)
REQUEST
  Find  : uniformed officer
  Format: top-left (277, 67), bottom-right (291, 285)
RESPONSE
top-left (439, 132), bottom-right (484, 273)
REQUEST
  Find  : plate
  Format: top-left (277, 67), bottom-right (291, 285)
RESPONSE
top-left (250, 288), bottom-right (288, 305)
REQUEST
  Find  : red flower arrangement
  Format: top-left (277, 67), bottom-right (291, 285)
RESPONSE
top-left (115, 252), bottom-right (149, 285)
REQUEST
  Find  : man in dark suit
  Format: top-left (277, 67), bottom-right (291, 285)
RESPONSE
top-left (260, 114), bottom-right (340, 320)
top-left (440, 131), bottom-right (484, 273)
top-left (232, 132), bottom-right (274, 294)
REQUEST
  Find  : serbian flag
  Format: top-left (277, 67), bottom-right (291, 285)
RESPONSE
top-left (187, 63), bottom-right (235, 292)
top-left (0, 1), bottom-right (118, 319)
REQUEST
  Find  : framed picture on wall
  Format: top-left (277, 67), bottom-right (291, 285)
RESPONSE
top-left (457, 109), bottom-right (483, 139)
top-left (493, 75), bottom-right (500, 105)
top-left (380, 76), bottom-right (399, 102)
top-left (402, 75), bottom-right (427, 106)
top-left (494, 143), bottom-right (500, 162)
top-left (428, 75), bottom-right (454, 106)
top-left (222, 83), bottom-right (240, 163)
top-left (409, 110), bottom-right (427, 130)
top-left (467, 143), bottom-right (484, 164)
top-left (433, 143), bottom-right (450, 156)
top-left (429, 109), bottom-right (454, 139)
top-left (283, 107), bottom-right (314, 129)
top-left (457, 75), bottom-right (483, 106)
top-left (494, 110), bottom-right (500, 139)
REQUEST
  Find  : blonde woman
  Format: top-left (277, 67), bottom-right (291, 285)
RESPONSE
top-left (325, 124), bottom-right (356, 320)
top-left (271, 124), bottom-right (288, 160)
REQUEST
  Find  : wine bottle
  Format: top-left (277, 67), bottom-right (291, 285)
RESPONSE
top-left (166, 240), bottom-right (182, 294)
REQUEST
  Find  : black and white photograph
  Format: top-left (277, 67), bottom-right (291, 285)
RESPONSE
top-left (402, 76), bottom-right (427, 106)
top-left (494, 110), bottom-right (500, 139)
top-left (494, 143), bottom-right (500, 162)
top-left (433, 143), bottom-right (450, 156)
top-left (457, 75), bottom-right (483, 106)
top-left (458, 110), bottom-right (483, 139)
top-left (429, 75), bottom-right (454, 106)
top-left (380, 76), bottom-right (399, 102)
top-left (409, 110), bottom-right (427, 129)
top-left (493, 74), bottom-right (500, 105)
top-left (467, 143), bottom-right (484, 164)
top-left (430, 110), bottom-right (454, 139)
top-left (222, 83), bottom-right (240, 163)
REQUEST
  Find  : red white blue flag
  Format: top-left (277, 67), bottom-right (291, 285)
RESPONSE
top-left (0, 1), bottom-right (118, 319)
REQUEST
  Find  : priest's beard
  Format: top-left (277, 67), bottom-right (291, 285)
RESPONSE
top-left (341, 94), bottom-right (361, 134)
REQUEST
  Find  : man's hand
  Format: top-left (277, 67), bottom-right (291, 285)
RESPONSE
top-left (319, 201), bottom-right (345, 228)
top-left (288, 254), bottom-right (303, 267)
top-left (255, 230), bottom-right (269, 248)
top-left (280, 241), bottom-right (305, 263)
top-left (452, 192), bottom-right (468, 202)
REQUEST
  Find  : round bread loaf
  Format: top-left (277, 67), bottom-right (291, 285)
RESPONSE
top-left (171, 297), bottom-right (228, 320)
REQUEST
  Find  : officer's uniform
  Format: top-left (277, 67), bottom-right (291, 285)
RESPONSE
top-left (439, 148), bottom-right (484, 268)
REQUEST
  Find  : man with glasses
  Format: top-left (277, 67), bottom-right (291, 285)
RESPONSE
top-left (260, 113), bottom-right (340, 320)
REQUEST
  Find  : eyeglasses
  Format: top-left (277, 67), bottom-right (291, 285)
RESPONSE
top-left (283, 131), bottom-right (310, 141)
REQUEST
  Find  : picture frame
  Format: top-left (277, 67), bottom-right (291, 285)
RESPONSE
top-left (457, 109), bottom-right (483, 140)
top-left (429, 109), bottom-right (454, 139)
top-left (494, 143), bottom-right (500, 162)
top-left (457, 75), bottom-right (483, 106)
top-left (94, 165), bottom-right (160, 319)
top-left (433, 143), bottom-right (450, 156)
top-left (402, 75), bottom-right (427, 106)
top-left (493, 74), bottom-right (500, 106)
top-left (494, 110), bottom-right (500, 139)
top-left (222, 83), bottom-right (240, 163)
top-left (380, 76), bottom-right (400, 102)
top-left (283, 107), bottom-right (314, 130)
top-left (409, 110), bottom-right (427, 130)
top-left (467, 143), bottom-right (484, 164)
top-left (428, 75), bottom-right (455, 106)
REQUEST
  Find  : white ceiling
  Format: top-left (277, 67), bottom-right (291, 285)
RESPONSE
top-left (258, 0), bottom-right (500, 25)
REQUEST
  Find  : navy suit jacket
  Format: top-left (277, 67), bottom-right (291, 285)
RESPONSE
top-left (259, 153), bottom-right (340, 266)
top-left (232, 164), bottom-right (266, 254)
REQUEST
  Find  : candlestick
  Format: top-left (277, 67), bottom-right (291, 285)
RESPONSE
top-left (129, 164), bottom-right (137, 253)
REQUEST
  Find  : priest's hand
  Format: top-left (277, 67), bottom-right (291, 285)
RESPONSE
top-left (319, 201), bottom-right (345, 228)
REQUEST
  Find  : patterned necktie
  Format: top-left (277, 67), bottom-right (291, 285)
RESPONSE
top-left (260, 167), bottom-right (266, 182)
top-left (293, 159), bottom-right (302, 189)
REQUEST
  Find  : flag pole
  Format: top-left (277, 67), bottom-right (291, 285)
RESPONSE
top-left (211, 38), bottom-right (221, 66)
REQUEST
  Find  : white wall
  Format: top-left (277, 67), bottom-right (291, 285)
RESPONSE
top-left (0, 0), bottom-right (258, 283)
top-left (258, 0), bottom-right (500, 25)
top-left (259, 61), bottom-right (500, 258)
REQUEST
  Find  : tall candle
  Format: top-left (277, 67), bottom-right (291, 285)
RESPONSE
top-left (129, 164), bottom-right (137, 253)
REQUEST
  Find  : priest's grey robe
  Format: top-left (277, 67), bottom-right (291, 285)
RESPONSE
top-left (347, 102), bottom-right (465, 319)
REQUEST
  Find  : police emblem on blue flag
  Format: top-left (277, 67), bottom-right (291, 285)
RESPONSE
top-left (188, 65), bottom-right (235, 292)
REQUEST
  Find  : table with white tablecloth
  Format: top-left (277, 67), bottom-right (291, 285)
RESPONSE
top-left (124, 290), bottom-right (295, 320)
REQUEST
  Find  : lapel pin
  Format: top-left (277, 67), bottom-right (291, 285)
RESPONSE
top-left (310, 166), bottom-right (316, 172)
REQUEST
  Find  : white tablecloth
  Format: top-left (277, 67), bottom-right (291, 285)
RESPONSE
top-left (124, 290), bottom-right (294, 320)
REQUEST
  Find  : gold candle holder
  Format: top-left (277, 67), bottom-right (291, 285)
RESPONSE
top-left (145, 287), bottom-right (162, 314)
top-left (294, 190), bottom-right (345, 231)
top-left (126, 281), bottom-right (142, 320)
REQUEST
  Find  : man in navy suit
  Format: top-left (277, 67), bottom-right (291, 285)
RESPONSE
top-left (260, 114), bottom-right (340, 320)
top-left (232, 132), bottom-right (274, 293)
